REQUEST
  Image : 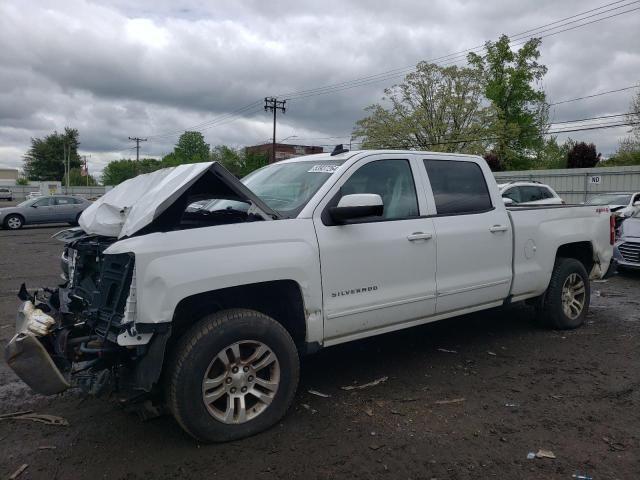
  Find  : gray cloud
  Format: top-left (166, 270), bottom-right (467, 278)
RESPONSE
top-left (0, 0), bottom-right (638, 176)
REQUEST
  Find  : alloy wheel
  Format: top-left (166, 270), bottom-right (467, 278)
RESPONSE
top-left (561, 273), bottom-right (586, 320)
top-left (202, 340), bottom-right (280, 424)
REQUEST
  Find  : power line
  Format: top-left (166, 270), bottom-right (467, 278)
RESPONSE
top-left (347, 120), bottom-right (640, 149)
top-left (550, 85), bottom-right (640, 105)
top-left (551, 111), bottom-right (638, 124)
top-left (145, 101), bottom-right (263, 140)
top-left (286, 4), bottom-right (640, 100)
top-left (435, 1), bottom-right (640, 69)
top-left (278, 0), bottom-right (640, 100)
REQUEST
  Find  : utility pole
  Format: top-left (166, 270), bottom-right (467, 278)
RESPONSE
top-left (63, 142), bottom-right (69, 194)
top-left (67, 145), bottom-right (71, 193)
top-left (264, 97), bottom-right (286, 163)
top-left (128, 136), bottom-right (147, 161)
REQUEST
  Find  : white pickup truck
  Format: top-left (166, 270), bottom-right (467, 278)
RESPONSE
top-left (5, 149), bottom-right (614, 443)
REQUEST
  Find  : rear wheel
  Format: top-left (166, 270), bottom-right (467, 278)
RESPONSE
top-left (4, 214), bottom-right (23, 230)
top-left (537, 258), bottom-right (590, 329)
top-left (166, 309), bottom-right (299, 443)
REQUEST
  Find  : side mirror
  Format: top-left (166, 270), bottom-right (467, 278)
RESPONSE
top-left (329, 194), bottom-right (383, 223)
top-left (31, 204), bottom-right (38, 208)
top-left (502, 197), bottom-right (514, 205)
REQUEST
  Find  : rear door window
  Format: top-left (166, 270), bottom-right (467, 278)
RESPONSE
top-left (520, 186), bottom-right (548, 202)
top-left (53, 197), bottom-right (74, 205)
top-left (423, 160), bottom-right (493, 215)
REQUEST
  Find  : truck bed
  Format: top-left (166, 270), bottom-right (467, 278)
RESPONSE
top-left (506, 204), bottom-right (612, 302)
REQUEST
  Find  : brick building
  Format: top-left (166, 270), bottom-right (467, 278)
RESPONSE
top-left (245, 143), bottom-right (323, 163)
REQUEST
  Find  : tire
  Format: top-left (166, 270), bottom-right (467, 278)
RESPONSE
top-left (166, 308), bottom-right (300, 443)
top-left (4, 214), bottom-right (24, 230)
top-left (538, 257), bottom-right (590, 329)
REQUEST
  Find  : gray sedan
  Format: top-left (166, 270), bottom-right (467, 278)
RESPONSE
top-left (0, 195), bottom-right (91, 230)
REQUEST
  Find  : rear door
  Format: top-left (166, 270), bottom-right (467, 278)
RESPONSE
top-left (421, 158), bottom-right (513, 314)
top-left (52, 196), bottom-right (81, 222)
top-left (313, 155), bottom-right (437, 343)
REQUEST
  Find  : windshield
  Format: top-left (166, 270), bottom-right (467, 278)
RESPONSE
top-left (203, 160), bottom-right (344, 217)
top-left (587, 194), bottom-right (632, 206)
top-left (17, 198), bottom-right (37, 207)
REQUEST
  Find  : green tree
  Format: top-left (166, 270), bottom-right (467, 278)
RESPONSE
top-left (239, 150), bottom-right (269, 177)
top-left (353, 62), bottom-right (488, 153)
top-left (468, 35), bottom-right (549, 170)
top-left (603, 138), bottom-right (640, 166)
top-left (15, 177), bottom-right (29, 186)
top-left (162, 131), bottom-right (210, 166)
top-left (23, 128), bottom-right (82, 180)
top-left (535, 136), bottom-right (571, 169)
top-left (101, 158), bottom-right (162, 185)
top-left (210, 145), bottom-right (243, 176)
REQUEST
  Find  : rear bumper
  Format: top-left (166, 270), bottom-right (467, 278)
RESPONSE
top-left (4, 302), bottom-right (69, 395)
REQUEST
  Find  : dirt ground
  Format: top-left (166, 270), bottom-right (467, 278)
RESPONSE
top-left (1, 225), bottom-right (639, 480)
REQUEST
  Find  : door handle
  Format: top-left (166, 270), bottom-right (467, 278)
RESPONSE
top-left (407, 232), bottom-right (433, 241)
top-left (489, 225), bottom-right (509, 233)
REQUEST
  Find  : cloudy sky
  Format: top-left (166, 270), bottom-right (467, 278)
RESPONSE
top-left (1, 0), bottom-right (639, 178)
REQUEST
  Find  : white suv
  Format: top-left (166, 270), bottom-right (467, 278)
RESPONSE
top-left (499, 181), bottom-right (563, 205)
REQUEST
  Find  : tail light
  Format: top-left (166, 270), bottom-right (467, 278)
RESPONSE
top-left (610, 214), bottom-right (616, 245)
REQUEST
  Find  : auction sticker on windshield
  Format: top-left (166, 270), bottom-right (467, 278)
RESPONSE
top-left (308, 164), bottom-right (340, 173)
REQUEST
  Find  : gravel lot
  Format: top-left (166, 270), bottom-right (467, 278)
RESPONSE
top-left (1, 225), bottom-right (639, 479)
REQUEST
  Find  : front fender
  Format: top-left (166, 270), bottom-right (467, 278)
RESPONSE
top-left (106, 219), bottom-right (324, 342)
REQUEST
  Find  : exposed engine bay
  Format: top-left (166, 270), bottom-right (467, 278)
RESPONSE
top-left (7, 232), bottom-right (142, 398)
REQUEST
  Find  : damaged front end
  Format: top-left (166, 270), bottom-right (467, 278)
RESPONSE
top-left (5, 231), bottom-right (160, 399)
top-left (5, 161), bottom-right (278, 401)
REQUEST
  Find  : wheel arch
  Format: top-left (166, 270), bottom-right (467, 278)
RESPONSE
top-left (555, 241), bottom-right (594, 274)
top-left (130, 280), bottom-right (310, 394)
top-left (171, 280), bottom-right (309, 350)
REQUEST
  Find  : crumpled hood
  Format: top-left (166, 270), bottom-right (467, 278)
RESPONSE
top-left (79, 162), bottom-right (278, 238)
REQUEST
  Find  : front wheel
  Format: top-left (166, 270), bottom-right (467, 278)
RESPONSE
top-left (538, 258), bottom-right (590, 329)
top-left (166, 309), bottom-right (300, 443)
top-left (4, 214), bottom-right (23, 230)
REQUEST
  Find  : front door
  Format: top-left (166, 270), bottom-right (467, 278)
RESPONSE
top-left (26, 197), bottom-right (54, 223)
top-left (313, 156), bottom-right (437, 343)
top-left (421, 158), bottom-right (513, 314)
